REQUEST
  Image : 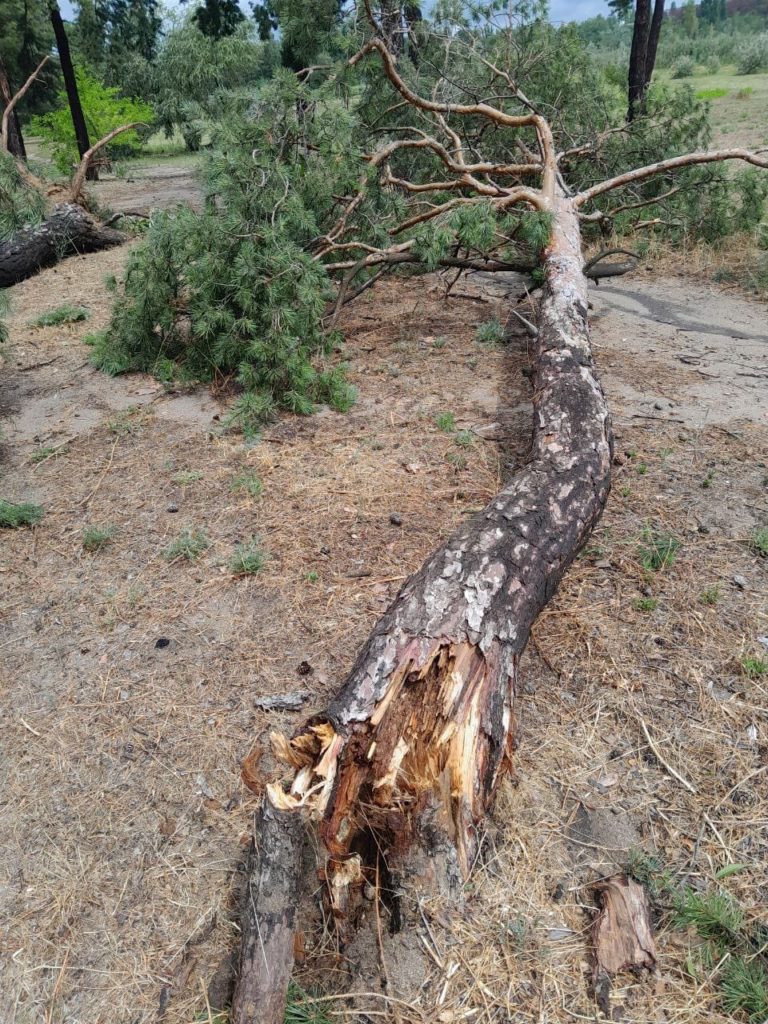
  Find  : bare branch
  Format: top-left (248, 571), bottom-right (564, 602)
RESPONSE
top-left (575, 148), bottom-right (768, 207)
top-left (349, 38), bottom-right (556, 200)
top-left (69, 122), bottom-right (147, 203)
top-left (1, 56), bottom-right (49, 154)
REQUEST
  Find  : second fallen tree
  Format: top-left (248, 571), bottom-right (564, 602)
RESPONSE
top-left (230, 20), bottom-right (768, 1024)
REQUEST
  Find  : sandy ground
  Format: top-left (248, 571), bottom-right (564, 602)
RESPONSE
top-left (0, 222), bottom-right (767, 1022)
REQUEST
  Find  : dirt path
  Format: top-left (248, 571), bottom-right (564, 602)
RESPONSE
top-left (91, 156), bottom-right (203, 215)
top-left (0, 246), bottom-right (766, 1023)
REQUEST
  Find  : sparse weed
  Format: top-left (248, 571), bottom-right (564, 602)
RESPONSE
top-left (634, 596), bottom-right (658, 612)
top-left (30, 445), bottom-right (59, 464)
top-left (455, 430), bottom-right (474, 447)
top-left (700, 585), bottom-right (720, 606)
top-left (231, 471), bottom-right (263, 498)
top-left (446, 452), bottom-right (467, 469)
top-left (284, 982), bottom-right (332, 1024)
top-left (636, 462), bottom-right (648, 475)
top-left (720, 957), bottom-right (768, 1022)
top-left (107, 406), bottom-right (143, 435)
top-left (306, 570), bottom-right (319, 583)
top-left (436, 411), bottom-right (457, 432)
top-left (30, 304), bottom-right (89, 327)
top-left (619, 486), bottom-right (631, 498)
top-left (475, 318), bottom-right (505, 346)
top-left (0, 499), bottom-right (44, 528)
top-left (171, 469), bottom-right (203, 486)
top-left (82, 525), bottom-right (116, 551)
top-left (701, 469), bottom-right (715, 489)
top-left (164, 529), bottom-right (209, 562)
top-left (432, 336), bottom-right (448, 350)
top-left (674, 888), bottom-right (745, 945)
top-left (749, 526), bottom-right (768, 557)
top-left (229, 538), bottom-right (267, 576)
top-left (638, 525), bottom-right (680, 572)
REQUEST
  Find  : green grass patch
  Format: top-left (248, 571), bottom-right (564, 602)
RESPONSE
top-left (30, 304), bottom-right (90, 327)
top-left (638, 525), bottom-right (681, 572)
top-left (633, 597), bottom-right (658, 612)
top-left (700, 585), bottom-right (720, 606)
top-left (285, 982), bottom-right (332, 1024)
top-left (82, 525), bottom-right (116, 551)
top-left (742, 655), bottom-right (767, 679)
top-left (696, 88), bottom-right (729, 100)
top-left (435, 411), bottom-right (457, 432)
top-left (164, 529), bottom-right (209, 562)
top-left (0, 499), bottom-right (44, 528)
top-left (229, 537), bottom-right (267, 576)
top-left (231, 471), bottom-right (263, 498)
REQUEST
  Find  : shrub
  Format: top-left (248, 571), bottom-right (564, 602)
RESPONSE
top-left (736, 35), bottom-right (768, 76)
top-left (30, 67), bottom-right (153, 173)
top-left (671, 55), bottom-right (696, 79)
top-left (475, 318), bottom-right (506, 345)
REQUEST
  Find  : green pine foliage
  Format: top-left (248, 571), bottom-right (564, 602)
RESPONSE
top-left (92, 71), bottom-right (364, 435)
top-left (0, 153), bottom-right (47, 238)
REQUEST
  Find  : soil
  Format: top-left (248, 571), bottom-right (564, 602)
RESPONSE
top-left (1, 167), bottom-right (766, 1024)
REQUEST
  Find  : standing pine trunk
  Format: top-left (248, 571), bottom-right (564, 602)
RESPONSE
top-left (48, 2), bottom-right (96, 180)
top-left (627, 0), bottom-right (665, 122)
top-left (232, 192), bottom-right (614, 1022)
top-left (0, 56), bottom-right (27, 160)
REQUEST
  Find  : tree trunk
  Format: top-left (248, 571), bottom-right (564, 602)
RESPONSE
top-left (243, 193), bottom-right (613, 1021)
top-left (0, 56), bottom-right (27, 161)
top-left (644, 0), bottom-right (665, 91)
top-left (231, 801), bottom-right (304, 1024)
top-left (49, 3), bottom-right (96, 180)
top-left (0, 203), bottom-right (125, 287)
top-left (627, 0), bottom-right (651, 122)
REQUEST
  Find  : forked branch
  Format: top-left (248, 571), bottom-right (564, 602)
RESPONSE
top-left (69, 122), bottom-right (148, 202)
top-left (0, 56), bottom-right (49, 154)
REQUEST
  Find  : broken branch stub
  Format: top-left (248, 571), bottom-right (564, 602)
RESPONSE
top-left (267, 193), bottom-right (613, 919)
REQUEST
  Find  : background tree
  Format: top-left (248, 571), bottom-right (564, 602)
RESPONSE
top-left (49, 0), bottom-right (95, 176)
top-left (192, 0), bottom-right (245, 39)
top-left (627, 0), bottom-right (665, 120)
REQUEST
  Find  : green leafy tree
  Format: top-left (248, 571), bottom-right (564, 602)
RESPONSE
top-left (30, 66), bottom-right (153, 172)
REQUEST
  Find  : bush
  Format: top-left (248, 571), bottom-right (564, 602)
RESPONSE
top-left (30, 67), bottom-right (154, 173)
top-left (736, 35), bottom-right (768, 75)
top-left (671, 55), bottom-right (696, 79)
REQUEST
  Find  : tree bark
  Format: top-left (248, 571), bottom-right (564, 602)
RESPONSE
top-left (0, 203), bottom-right (125, 287)
top-left (627, 0), bottom-right (665, 121)
top-left (231, 801), bottom-right (304, 1024)
top-left (645, 0), bottom-right (665, 89)
top-left (627, 0), bottom-right (651, 122)
top-left (49, 3), bottom-right (96, 180)
top-left (249, 192), bottom-right (613, 1020)
top-left (0, 56), bottom-right (26, 161)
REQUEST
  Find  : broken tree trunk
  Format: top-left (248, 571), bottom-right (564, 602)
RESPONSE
top-left (231, 800), bottom-right (304, 1024)
top-left (235, 192), bottom-right (613, 1022)
top-left (0, 203), bottom-right (125, 288)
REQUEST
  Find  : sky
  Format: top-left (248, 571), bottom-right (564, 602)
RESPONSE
top-left (60, 1), bottom-right (610, 25)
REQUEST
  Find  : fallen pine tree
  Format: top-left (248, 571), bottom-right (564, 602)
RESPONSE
top-left (0, 58), bottom-right (144, 287)
top-left (227, 11), bottom-right (768, 1023)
